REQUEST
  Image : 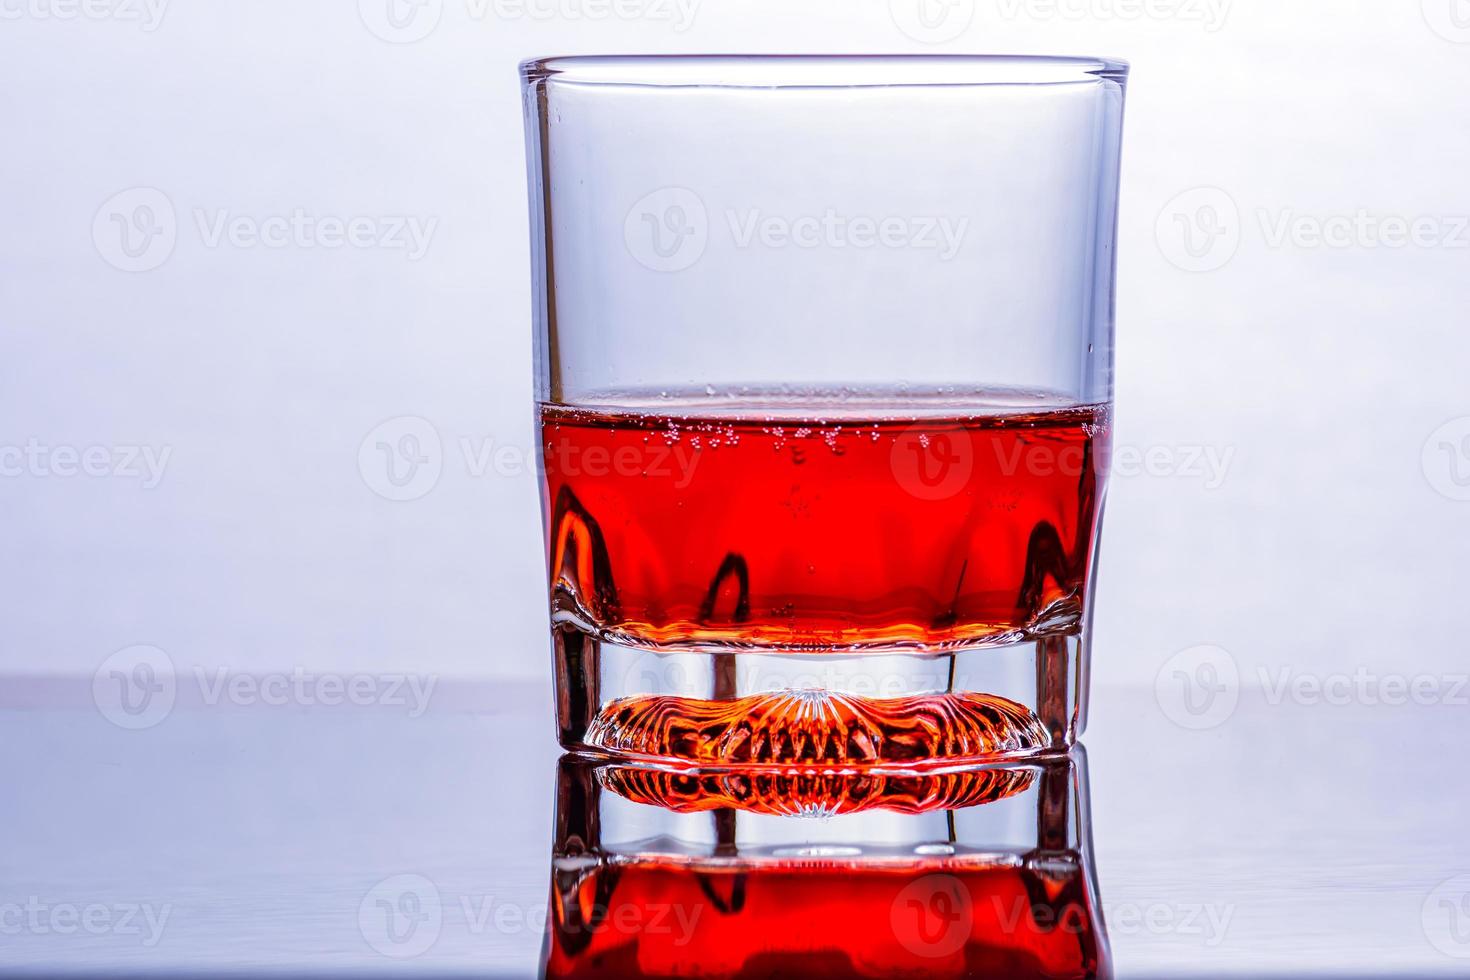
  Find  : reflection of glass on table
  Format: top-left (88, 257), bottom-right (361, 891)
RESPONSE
top-left (543, 750), bottom-right (1110, 978)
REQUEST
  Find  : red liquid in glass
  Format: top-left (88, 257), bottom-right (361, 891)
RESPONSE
top-left (541, 396), bottom-right (1109, 652)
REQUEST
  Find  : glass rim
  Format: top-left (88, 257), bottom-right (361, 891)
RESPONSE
top-left (521, 54), bottom-right (1128, 89)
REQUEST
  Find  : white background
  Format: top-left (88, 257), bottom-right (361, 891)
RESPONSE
top-left (2, 0), bottom-right (1468, 694)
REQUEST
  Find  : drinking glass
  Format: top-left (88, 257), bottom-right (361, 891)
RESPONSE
top-left (522, 55), bottom-right (1128, 767)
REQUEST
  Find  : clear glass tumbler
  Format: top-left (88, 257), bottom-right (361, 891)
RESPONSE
top-left (522, 55), bottom-right (1128, 767)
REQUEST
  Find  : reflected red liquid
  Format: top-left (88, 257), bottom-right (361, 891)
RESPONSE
top-left (544, 855), bottom-right (1110, 979)
top-left (596, 761), bottom-right (1036, 815)
top-left (540, 398), bottom-right (1109, 651)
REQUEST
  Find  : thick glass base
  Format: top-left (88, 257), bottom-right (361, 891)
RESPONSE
top-left (553, 626), bottom-right (1089, 768)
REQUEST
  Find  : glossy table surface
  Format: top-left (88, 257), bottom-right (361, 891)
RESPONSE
top-left (3, 675), bottom-right (1465, 978)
